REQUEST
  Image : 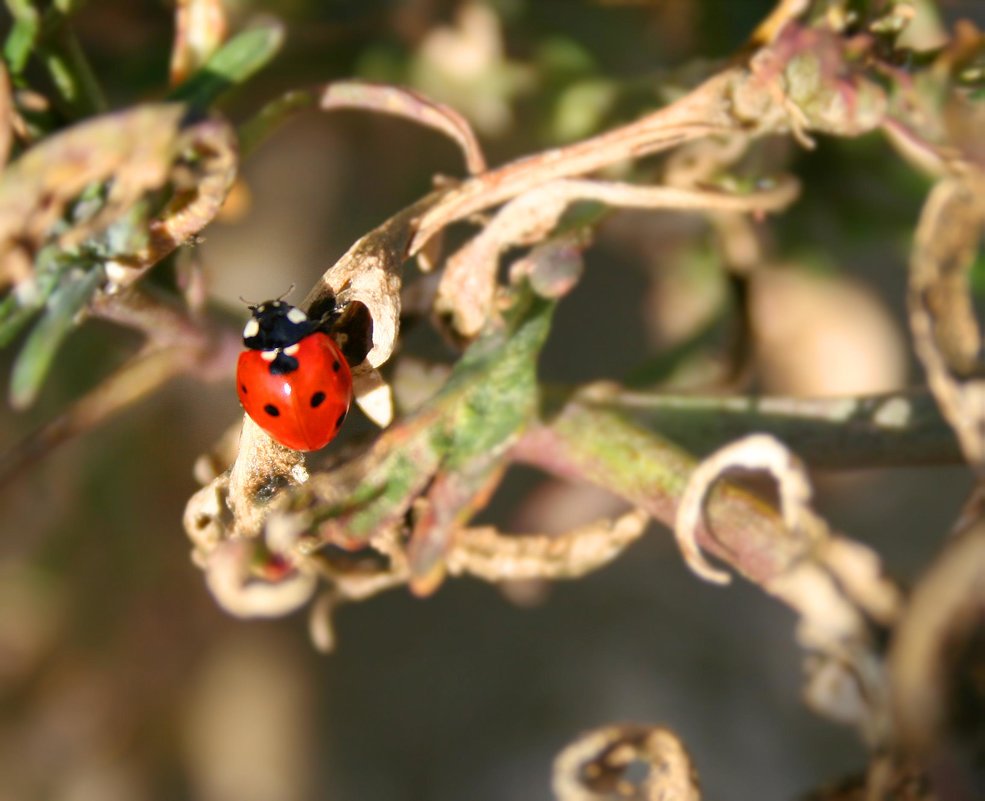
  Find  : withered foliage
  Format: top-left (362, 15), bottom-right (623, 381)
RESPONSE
top-left (1, 1), bottom-right (984, 799)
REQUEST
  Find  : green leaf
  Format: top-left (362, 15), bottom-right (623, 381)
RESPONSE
top-left (3, 4), bottom-right (40, 75)
top-left (168, 20), bottom-right (286, 109)
top-left (438, 290), bottom-right (555, 468)
top-left (0, 246), bottom-right (75, 348)
top-left (9, 265), bottom-right (104, 409)
top-left (0, 294), bottom-right (40, 348)
top-left (971, 249), bottom-right (985, 297)
top-left (339, 287), bottom-right (557, 542)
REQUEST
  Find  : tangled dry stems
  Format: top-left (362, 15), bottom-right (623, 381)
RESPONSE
top-left (2, 1), bottom-right (983, 798)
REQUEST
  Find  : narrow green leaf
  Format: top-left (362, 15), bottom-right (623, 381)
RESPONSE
top-left (0, 294), bottom-right (40, 348)
top-left (9, 265), bottom-right (104, 409)
top-left (168, 20), bottom-right (286, 109)
top-left (0, 246), bottom-right (75, 347)
top-left (238, 88), bottom-right (318, 157)
top-left (3, 14), bottom-right (39, 75)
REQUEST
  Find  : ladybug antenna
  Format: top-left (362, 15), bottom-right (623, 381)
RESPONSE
top-left (238, 295), bottom-right (258, 311)
top-left (276, 284), bottom-right (296, 302)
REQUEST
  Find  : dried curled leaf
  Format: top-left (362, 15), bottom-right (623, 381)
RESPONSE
top-left (0, 103), bottom-right (237, 292)
top-left (908, 175), bottom-right (985, 466)
top-left (674, 434), bottom-right (902, 743)
top-left (204, 539), bottom-right (318, 619)
top-left (448, 508), bottom-right (649, 582)
top-left (675, 433), bottom-right (819, 584)
top-left (552, 724), bottom-right (701, 801)
top-left (301, 195), bottom-right (441, 375)
top-left (320, 81), bottom-right (486, 175)
top-left (436, 176), bottom-right (799, 337)
top-left (0, 104), bottom-right (180, 286)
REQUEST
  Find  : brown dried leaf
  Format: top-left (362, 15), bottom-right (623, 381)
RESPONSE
top-left (320, 81), bottom-right (485, 175)
top-left (410, 68), bottom-right (745, 254)
top-left (0, 104), bottom-right (237, 290)
top-left (0, 105), bottom-right (181, 286)
top-left (301, 194), bottom-right (442, 371)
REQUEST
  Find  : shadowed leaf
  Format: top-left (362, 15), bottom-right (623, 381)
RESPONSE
top-left (9, 264), bottom-right (104, 409)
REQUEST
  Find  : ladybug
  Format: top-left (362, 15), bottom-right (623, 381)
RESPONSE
top-left (236, 298), bottom-right (353, 451)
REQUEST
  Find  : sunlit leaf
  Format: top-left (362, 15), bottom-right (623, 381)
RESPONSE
top-left (168, 20), bottom-right (285, 109)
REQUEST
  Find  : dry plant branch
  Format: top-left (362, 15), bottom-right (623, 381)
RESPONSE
top-left (165, 5), bottom-right (985, 797)
top-left (186, 0), bottom-right (953, 634)
top-left (588, 386), bottom-right (961, 468)
top-left (0, 0), bottom-right (966, 795)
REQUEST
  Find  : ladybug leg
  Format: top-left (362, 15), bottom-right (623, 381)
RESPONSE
top-left (306, 291), bottom-right (339, 331)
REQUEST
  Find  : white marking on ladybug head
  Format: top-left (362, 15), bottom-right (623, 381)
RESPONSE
top-left (283, 343), bottom-right (300, 356)
top-left (243, 319), bottom-right (260, 339)
top-left (261, 349), bottom-right (278, 362)
top-left (287, 307), bottom-right (307, 324)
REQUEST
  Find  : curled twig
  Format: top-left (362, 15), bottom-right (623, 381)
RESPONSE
top-left (203, 538), bottom-right (318, 619)
top-left (448, 508), bottom-right (650, 582)
top-left (552, 724), bottom-right (701, 801)
top-left (908, 174), bottom-right (985, 468)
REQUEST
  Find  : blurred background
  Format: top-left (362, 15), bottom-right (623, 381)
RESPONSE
top-left (1, 1), bottom-right (983, 799)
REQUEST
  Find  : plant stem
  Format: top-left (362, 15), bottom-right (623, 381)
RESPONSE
top-left (570, 385), bottom-right (962, 469)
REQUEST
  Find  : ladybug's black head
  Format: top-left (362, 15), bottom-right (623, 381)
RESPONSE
top-left (242, 300), bottom-right (316, 350)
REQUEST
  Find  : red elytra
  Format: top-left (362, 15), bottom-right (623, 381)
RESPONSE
top-left (236, 332), bottom-right (352, 451)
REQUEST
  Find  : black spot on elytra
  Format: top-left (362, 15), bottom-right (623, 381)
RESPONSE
top-left (310, 391), bottom-right (326, 408)
top-left (335, 410), bottom-right (347, 429)
top-left (264, 403), bottom-right (280, 417)
top-left (332, 359), bottom-right (341, 372)
top-left (240, 384), bottom-right (248, 394)
top-left (269, 352), bottom-right (299, 375)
